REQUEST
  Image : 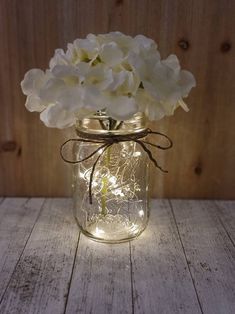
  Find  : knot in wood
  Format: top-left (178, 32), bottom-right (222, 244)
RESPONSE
top-left (1, 141), bottom-right (17, 152)
top-left (178, 39), bottom-right (190, 50)
top-left (221, 42), bottom-right (231, 53)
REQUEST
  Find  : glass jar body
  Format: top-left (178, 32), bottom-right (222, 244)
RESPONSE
top-left (72, 114), bottom-right (150, 243)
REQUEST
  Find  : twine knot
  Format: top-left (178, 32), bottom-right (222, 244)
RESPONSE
top-left (60, 128), bottom-right (173, 204)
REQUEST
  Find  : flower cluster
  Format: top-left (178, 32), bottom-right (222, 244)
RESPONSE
top-left (21, 32), bottom-right (196, 128)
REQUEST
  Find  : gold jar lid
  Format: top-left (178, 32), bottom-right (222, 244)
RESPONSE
top-left (75, 112), bottom-right (147, 136)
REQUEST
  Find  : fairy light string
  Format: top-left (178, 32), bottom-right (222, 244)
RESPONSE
top-left (60, 128), bottom-right (173, 204)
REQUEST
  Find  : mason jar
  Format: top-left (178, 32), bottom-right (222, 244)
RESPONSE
top-left (72, 112), bottom-right (150, 243)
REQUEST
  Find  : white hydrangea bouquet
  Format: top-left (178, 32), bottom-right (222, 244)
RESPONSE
top-left (21, 32), bottom-right (196, 128)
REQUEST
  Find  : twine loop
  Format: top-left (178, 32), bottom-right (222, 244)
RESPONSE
top-left (60, 128), bottom-right (173, 204)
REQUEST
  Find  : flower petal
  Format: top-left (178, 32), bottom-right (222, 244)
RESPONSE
top-left (57, 86), bottom-right (83, 112)
top-left (74, 38), bottom-right (99, 60)
top-left (52, 65), bottom-right (78, 78)
top-left (49, 49), bottom-right (68, 69)
top-left (106, 71), bottom-right (127, 91)
top-left (178, 99), bottom-right (189, 112)
top-left (179, 70), bottom-right (196, 97)
top-left (25, 94), bottom-right (45, 112)
top-left (85, 64), bottom-right (113, 90)
top-left (39, 78), bottom-right (65, 103)
top-left (82, 86), bottom-right (108, 110)
top-left (21, 69), bottom-right (45, 95)
top-left (136, 89), bottom-right (165, 120)
top-left (106, 96), bottom-right (138, 120)
top-left (100, 42), bottom-right (123, 66)
top-left (162, 54), bottom-right (180, 76)
top-left (76, 107), bottom-right (95, 119)
top-left (40, 103), bottom-right (75, 128)
top-left (134, 34), bottom-right (157, 50)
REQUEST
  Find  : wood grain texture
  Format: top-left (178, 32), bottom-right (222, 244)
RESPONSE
top-left (214, 200), bottom-right (235, 244)
top-left (65, 235), bottom-right (132, 314)
top-left (0, 198), bottom-right (79, 314)
top-left (130, 199), bottom-right (202, 314)
top-left (0, 198), bottom-right (44, 301)
top-left (0, 198), bottom-right (235, 313)
top-left (171, 199), bottom-right (235, 314)
top-left (0, 0), bottom-right (235, 199)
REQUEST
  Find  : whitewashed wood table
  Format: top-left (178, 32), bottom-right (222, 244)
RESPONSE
top-left (0, 198), bottom-right (234, 314)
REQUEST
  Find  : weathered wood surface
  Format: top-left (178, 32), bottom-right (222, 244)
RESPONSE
top-left (65, 237), bottom-right (132, 314)
top-left (0, 0), bottom-right (235, 199)
top-left (171, 200), bottom-right (235, 314)
top-left (0, 198), bottom-right (234, 314)
top-left (0, 198), bottom-right (44, 301)
top-left (0, 198), bottom-right (79, 314)
top-left (214, 200), bottom-right (235, 244)
top-left (131, 199), bottom-right (202, 314)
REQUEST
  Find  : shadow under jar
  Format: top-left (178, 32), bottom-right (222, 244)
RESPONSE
top-left (72, 112), bottom-right (150, 243)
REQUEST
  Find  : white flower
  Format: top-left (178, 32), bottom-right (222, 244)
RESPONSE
top-left (21, 32), bottom-right (196, 128)
top-left (105, 70), bottom-right (126, 91)
top-left (162, 54), bottom-right (196, 98)
top-left (25, 94), bottom-right (44, 112)
top-left (178, 70), bottom-right (196, 98)
top-left (56, 86), bottom-right (84, 112)
top-left (134, 54), bottom-right (196, 119)
top-left (66, 37), bottom-right (99, 65)
top-left (136, 89), bottom-right (165, 120)
top-left (105, 69), bottom-right (140, 97)
top-left (136, 86), bottom-right (191, 121)
top-left (99, 42), bottom-right (124, 67)
top-left (84, 63), bottom-right (113, 90)
top-left (39, 83), bottom-right (105, 128)
top-left (121, 70), bottom-right (140, 95)
top-left (106, 96), bottom-right (138, 120)
top-left (51, 63), bottom-right (90, 85)
top-left (21, 69), bottom-right (45, 95)
top-left (21, 69), bottom-right (51, 112)
top-left (39, 78), bottom-right (65, 103)
top-left (97, 32), bottom-right (135, 57)
top-left (134, 34), bottom-right (155, 48)
top-left (81, 85), bottom-right (108, 110)
top-left (49, 49), bottom-right (69, 69)
top-left (40, 103), bottom-right (76, 129)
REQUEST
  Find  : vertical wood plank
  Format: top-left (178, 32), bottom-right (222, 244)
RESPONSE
top-left (0, 0), bottom-right (235, 199)
top-left (65, 235), bottom-right (132, 314)
top-left (131, 199), bottom-right (202, 314)
top-left (0, 0), bottom-right (74, 197)
top-left (0, 198), bottom-right (79, 314)
top-left (0, 198), bottom-right (44, 301)
top-left (171, 200), bottom-right (235, 314)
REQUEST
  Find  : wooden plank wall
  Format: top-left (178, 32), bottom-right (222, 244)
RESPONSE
top-left (0, 0), bottom-right (234, 199)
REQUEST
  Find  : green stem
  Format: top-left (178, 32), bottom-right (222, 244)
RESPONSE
top-left (98, 114), bottom-right (121, 217)
top-left (101, 145), bottom-right (111, 216)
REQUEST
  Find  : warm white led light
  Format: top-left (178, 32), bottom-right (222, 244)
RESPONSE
top-left (130, 223), bottom-right (140, 234)
top-left (133, 151), bottom-right (141, 157)
top-left (79, 172), bottom-right (85, 179)
top-left (109, 176), bottom-right (117, 184)
top-left (95, 227), bottom-right (105, 236)
top-left (113, 188), bottom-right (124, 197)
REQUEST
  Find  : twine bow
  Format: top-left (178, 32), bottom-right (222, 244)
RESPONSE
top-left (60, 128), bottom-right (173, 204)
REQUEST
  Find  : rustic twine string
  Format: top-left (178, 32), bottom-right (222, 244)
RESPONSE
top-left (60, 128), bottom-right (173, 204)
